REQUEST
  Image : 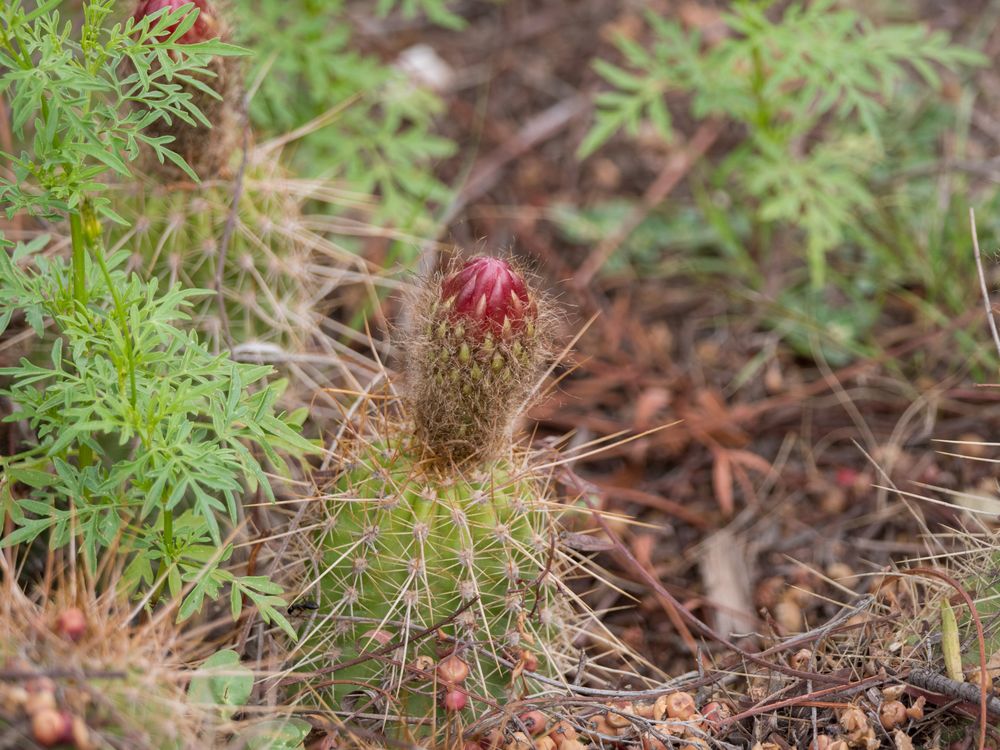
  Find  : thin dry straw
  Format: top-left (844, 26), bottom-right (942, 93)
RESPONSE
top-left (970, 207), bottom-right (1000, 361)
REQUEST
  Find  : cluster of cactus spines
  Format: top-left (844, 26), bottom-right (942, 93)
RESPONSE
top-left (405, 256), bottom-right (555, 463)
top-left (132, 0), bottom-right (241, 181)
top-left (113, 151), bottom-right (326, 348)
top-left (303, 429), bottom-right (578, 726)
top-left (0, 586), bottom-right (218, 750)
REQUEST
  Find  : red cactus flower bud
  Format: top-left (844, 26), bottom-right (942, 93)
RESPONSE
top-left (440, 257), bottom-right (534, 338)
top-left (443, 688), bottom-right (468, 712)
top-left (133, 0), bottom-right (219, 44)
top-left (55, 607), bottom-right (86, 642)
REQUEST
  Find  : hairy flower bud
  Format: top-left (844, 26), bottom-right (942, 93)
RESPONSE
top-left (406, 255), bottom-right (554, 462)
top-left (133, 0), bottom-right (219, 44)
top-left (440, 257), bottom-right (535, 339)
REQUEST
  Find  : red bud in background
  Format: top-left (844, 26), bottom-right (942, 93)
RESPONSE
top-left (130, 0), bottom-right (237, 180)
top-left (133, 0), bottom-right (219, 44)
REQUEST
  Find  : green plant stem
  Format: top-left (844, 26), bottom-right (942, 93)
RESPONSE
top-left (147, 508), bottom-right (175, 608)
top-left (69, 212), bottom-right (88, 306)
top-left (162, 508), bottom-right (174, 555)
top-left (83, 202), bottom-right (138, 408)
top-left (750, 46), bottom-right (773, 134)
top-left (68, 211), bottom-right (93, 470)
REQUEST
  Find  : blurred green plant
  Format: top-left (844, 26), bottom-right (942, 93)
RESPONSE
top-left (232, 0), bottom-right (456, 235)
top-left (0, 0), bottom-right (315, 634)
top-left (579, 0), bottom-right (985, 289)
top-left (376, 0), bottom-right (466, 29)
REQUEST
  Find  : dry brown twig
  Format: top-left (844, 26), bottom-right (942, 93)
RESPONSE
top-left (970, 207), bottom-right (1000, 361)
top-left (572, 119), bottom-right (724, 289)
top-left (906, 567), bottom-right (989, 750)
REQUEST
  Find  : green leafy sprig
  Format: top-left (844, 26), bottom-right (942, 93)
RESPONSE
top-left (580, 0), bottom-right (985, 286)
top-left (0, 0), bottom-right (246, 222)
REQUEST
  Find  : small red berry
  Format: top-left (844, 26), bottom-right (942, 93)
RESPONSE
top-left (520, 710), bottom-right (548, 735)
top-left (443, 688), bottom-right (468, 711)
top-left (834, 467), bottom-right (859, 489)
top-left (133, 0), bottom-right (219, 44)
top-left (440, 257), bottom-right (534, 338)
top-left (31, 709), bottom-right (73, 747)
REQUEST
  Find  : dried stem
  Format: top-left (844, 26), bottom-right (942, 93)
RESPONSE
top-left (970, 207), bottom-right (1000, 361)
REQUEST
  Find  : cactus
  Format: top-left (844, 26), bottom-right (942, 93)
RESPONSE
top-left (109, 149), bottom-right (333, 348)
top-left (119, 0), bottom-right (379, 349)
top-left (131, 0), bottom-right (241, 181)
top-left (308, 434), bottom-right (574, 720)
top-left (0, 589), bottom-right (217, 749)
top-left (296, 257), bottom-right (610, 736)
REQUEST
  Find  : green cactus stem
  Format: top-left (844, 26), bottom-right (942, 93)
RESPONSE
top-left (302, 429), bottom-right (576, 731)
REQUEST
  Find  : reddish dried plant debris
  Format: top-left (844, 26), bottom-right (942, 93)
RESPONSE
top-left (437, 653), bottom-right (470, 685)
top-left (55, 607), bottom-right (86, 642)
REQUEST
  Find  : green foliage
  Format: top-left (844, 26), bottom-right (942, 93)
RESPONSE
top-left (0, 0), bottom-right (315, 634)
top-left (242, 719), bottom-right (311, 750)
top-left (0, 0), bottom-right (246, 221)
top-left (0, 239), bottom-right (310, 635)
top-left (232, 0), bottom-right (455, 232)
top-left (188, 649), bottom-right (312, 747)
top-left (376, 0), bottom-right (466, 29)
top-left (581, 0), bottom-right (985, 287)
top-left (550, 200), bottom-right (739, 277)
top-left (188, 649), bottom-right (255, 707)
